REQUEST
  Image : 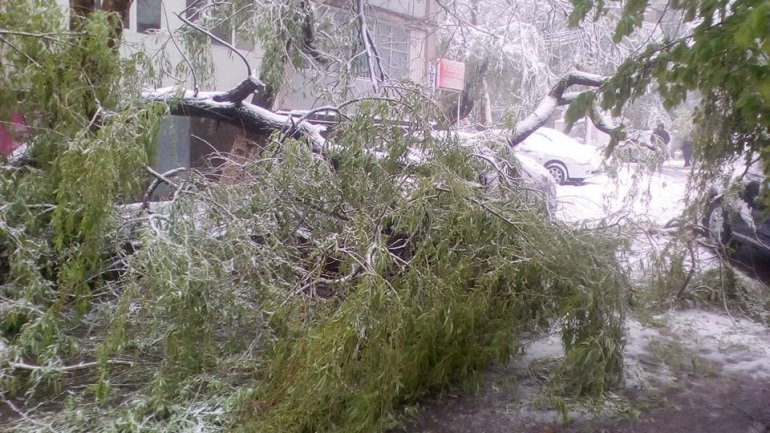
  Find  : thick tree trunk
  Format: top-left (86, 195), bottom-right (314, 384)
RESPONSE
top-left (69, 0), bottom-right (94, 31)
top-left (69, 0), bottom-right (134, 127)
top-left (101, 0), bottom-right (133, 44)
top-left (69, 0), bottom-right (132, 38)
top-left (143, 76), bottom-right (327, 153)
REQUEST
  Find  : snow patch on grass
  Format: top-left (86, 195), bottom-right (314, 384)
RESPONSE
top-left (664, 309), bottom-right (770, 379)
top-left (520, 308), bottom-right (770, 393)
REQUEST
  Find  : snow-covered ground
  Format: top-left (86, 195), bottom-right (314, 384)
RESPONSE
top-left (554, 159), bottom-right (692, 225)
top-left (523, 154), bottom-right (770, 410)
top-left (519, 308), bottom-right (770, 390)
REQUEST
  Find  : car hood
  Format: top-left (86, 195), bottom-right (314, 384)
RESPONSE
top-left (517, 131), bottom-right (600, 166)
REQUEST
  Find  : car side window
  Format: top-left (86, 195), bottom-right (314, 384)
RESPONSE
top-left (742, 180), bottom-right (761, 209)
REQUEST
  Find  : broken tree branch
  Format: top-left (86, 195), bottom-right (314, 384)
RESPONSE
top-left (212, 74), bottom-right (265, 104)
top-left (510, 71), bottom-right (609, 146)
top-left (355, 0), bottom-right (385, 92)
top-left (587, 102), bottom-right (616, 135)
top-left (8, 359), bottom-right (134, 372)
top-left (142, 77), bottom-right (327, 153)
top-left (143, 166), bottom-right (186, 209)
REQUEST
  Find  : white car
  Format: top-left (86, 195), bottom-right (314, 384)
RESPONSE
top-left (514, 127), bottom-right (602, 184)
top-left (437, 129), bottom-right (558, 210)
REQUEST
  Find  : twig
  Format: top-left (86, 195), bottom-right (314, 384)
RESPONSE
top-left (0, 28), bottom-right (74, 40)
top-left (1, 397), bottom-right (57, 433)
top-left (337, 96), bottom-right (405, 111)
top-left (142, 167), bottom-right (186, 209)
top-left (675, 240), bottom-right (697, 300)
top-left (718, 260), bottom-right (736, 324)
top-left (161, 0), bottom-right (199, 95)
top-left (0, 35), bottom-right (42, 68)
top-left (468, 197), bottom-right (520, 228)
top-left (8, 359), bottom-right (134, 372)
top-left (174, 11), bottom-right (251, 77)
top-left (145, 166), bottom-right (182, 189)
top-left (355, 0), bottom-right (385, 91)
top-left (468, 153), bottom-right (510, 186)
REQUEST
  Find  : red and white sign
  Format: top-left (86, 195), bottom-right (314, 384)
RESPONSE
top-left (435, 58), bottom-right (466, 91)
top-left (0, 112), bottom-right (26, 156)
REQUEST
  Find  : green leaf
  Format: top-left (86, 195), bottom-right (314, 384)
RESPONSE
top-left (564, 92), bottom-right (596, 132)
top-left (568, 0), bottom-right (595, 26)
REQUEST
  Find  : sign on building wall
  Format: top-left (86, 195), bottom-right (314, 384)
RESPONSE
top-left (435, 58), bottom-right (466, 92)
top-left (0, 112), bottom-right (26, 156)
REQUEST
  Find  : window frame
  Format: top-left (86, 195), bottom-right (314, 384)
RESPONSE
top-left (352, 18), bottom-right (411, 80)
top-left (185, 0), bottom-right (252, 50)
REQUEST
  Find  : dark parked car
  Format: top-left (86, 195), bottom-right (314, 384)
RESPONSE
top-left (703, 172), bottom-right (770, 255)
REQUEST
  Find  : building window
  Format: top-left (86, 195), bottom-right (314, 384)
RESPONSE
top-left (137, 0), bottom-right (161, 33)
top-left (185, 0), bottom-right (251, 50)
top-left (354, 21), bottom-right (410, 80)
top-left (186, 0), bottom-right (202, 20)
top-left (210, 19), bottom-right (233, 47)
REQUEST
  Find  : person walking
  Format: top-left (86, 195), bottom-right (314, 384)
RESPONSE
top-left (681, 132), bottom-right (693, 167)
top-left (650, 122), bottom-right (671, 160)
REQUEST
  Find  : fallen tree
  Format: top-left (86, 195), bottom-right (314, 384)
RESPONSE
top-left (509, 71), bottom-right (618, 146)
top-left (1, 2), bottom-right (629, 433)
top-left (142, 75), bottom-right (327, 153)
top-left (141, 68), bottom-right (617, 158)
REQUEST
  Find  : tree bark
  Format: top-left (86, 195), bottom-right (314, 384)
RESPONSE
top-left (143, 77), bottom-right (327, 153)
top-left (69, 0), bottom-right (132, 43)
top-left (101, 0), bottom-right (133, 44)
top-left (143, 71), bottom-right (616, 159)
top-left (69, 0), bottom-right (95, 31)
top-left (509, 71), bottom-right (609, 146)
top-left (68, 0), bottom-right (134, 128)
top-left (480, 78), bottom-right (493, 127)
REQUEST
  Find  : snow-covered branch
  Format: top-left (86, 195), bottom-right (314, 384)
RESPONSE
top-left (586, 102), bottom-right (617, 135)
top-left (355, 0), bottom-right (385, 91)
top-left (142, 76), bottom-right (327, 153)
top-left (510, 71), bottom-right (607, 146)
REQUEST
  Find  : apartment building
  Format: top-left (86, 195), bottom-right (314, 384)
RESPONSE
top-left (54, 0), bottom-right (439, 178)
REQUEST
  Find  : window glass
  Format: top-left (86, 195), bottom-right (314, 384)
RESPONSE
top-left (299, 6), bottom-right (412, 79)
top-left (211, 20), bottom-right (232, 46)
top-left (137, 0), bottom-right (161, 33)
top-left (353, 19), bottom-right (410, 79)
top-left (186, 0), bottom-right (203, 20)
top-left (186, 0), bottom-right (236, 47)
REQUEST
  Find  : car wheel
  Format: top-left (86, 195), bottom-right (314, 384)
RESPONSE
top-left (545, 162), bottom-right (568, 184)
top-left (704, 197), bottom-right (736, 253)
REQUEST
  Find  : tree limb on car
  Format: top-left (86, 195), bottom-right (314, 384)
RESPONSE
top-left (142, 70), bottom-right (619, 167)
top-left (509, 71), bottom-right (615, 146)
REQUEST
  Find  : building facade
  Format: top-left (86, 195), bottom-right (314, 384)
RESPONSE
top-left (63, 0), bottom-right (439, 180)
top-left (45, 0), bottom-right (438, 182)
